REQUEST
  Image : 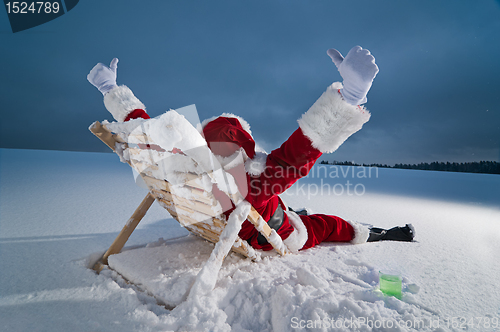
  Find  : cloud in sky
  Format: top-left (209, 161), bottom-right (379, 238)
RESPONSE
top-left (1, 0), bottom-right (499, 164)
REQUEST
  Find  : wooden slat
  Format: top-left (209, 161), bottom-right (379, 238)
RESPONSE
top-left (232, 239), bottom-right (257, 259)
top-left (141, 174), bottom-right (171, 191)
top-left (176, 172), bottom-right (208, 191)
top-left (141, 175), bottom-right (214, 206)
top-left (183, 186), bottom-right (214, 205)
top-left (164, 204), bottom-right (224, 231)
top-left (247, 206), bottom-right (289, 256)
top-left (128, 147), bottom-right (169, 160)
top-left (247, 207), bottom-right (273, 238)
top-left (90, 121), bottom-right (126, 156)
top-left (184, 225), bottom-right (252, 258)
top-left (162, 201), bottom-right (225, 235)
top-left (187, 224), bottom-right (223, 241)
top-left (154, 188), bottom-right (217, 212)
top-left (155, 194), bottom-right (219, 218)
top-left (129, 160), bottom-right (159, 174)
top-left (159, 187), bottom-right (215, 209)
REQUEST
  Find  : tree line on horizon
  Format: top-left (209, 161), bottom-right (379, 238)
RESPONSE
top-left (319, 160), bottom-right (500, 175)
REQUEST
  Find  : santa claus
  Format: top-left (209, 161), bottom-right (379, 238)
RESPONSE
top-left (88, 46), bottom-right (414, 252)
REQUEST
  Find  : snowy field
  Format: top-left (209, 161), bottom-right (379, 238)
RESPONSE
top-left (1, 148), bottom-right (499, 332)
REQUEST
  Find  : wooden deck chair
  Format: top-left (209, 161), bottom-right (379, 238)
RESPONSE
top-left (90, 111), bottom-right (290, 274)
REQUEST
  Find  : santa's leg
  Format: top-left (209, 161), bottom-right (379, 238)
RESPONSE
top-left (297, 214), bottom-right (415, 250)
top-left (299, 214), bottom-right (357, 250)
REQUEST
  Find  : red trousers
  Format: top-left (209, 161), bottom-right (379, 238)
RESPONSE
top-left (299, 214), bottom-right (355, 250)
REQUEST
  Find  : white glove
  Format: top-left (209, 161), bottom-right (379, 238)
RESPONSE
top-left (87, 58), bottom-right (119, 95)
top-left (327, 46), bottom-right (379, 105)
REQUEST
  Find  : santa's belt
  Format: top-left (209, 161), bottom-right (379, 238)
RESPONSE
top-left (256, 205), bottom-right (284, 245)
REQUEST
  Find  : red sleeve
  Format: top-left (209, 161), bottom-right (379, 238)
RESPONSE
top-left (246, 127), bottom-right (322, 209)
top-left (124, 109), bottom-right (150, 122)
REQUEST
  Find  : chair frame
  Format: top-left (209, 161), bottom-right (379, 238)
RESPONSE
top-left (89, 120), bottom-right (289, 272)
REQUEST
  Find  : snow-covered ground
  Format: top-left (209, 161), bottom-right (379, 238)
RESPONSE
top-left (1, 148), bottom-right (499, 331)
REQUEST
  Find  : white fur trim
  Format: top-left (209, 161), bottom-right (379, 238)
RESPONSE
top-left (407, 223), bottom-right (416, 239)
top-left (244, 151), bottom-right (267, 176)
top-left (346, 220), bottom-right (370, 244)
top-left (283, 210), bottom-right (308, 252)
top-left (103, 85), bottom-right (146, 122)
top-left (200, 113), bottom-right (253, 137)
top-left (298, 82), bottom-right (371, 154)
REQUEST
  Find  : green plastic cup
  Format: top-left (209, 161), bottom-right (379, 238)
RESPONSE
top-left (379, 272), bottom-right (402, 298)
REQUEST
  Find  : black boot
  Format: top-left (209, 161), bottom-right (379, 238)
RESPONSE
top-left (367, 224), bottom-right (415, 242)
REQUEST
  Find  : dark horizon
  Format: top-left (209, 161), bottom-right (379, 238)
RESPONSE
top-left (2, 146), bottom-right (498, 172)
top-left (320, 159), bottom-right (500, 175)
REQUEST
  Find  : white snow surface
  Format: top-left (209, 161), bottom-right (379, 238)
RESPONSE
top-left (1, 148), bottom-right (500, 331)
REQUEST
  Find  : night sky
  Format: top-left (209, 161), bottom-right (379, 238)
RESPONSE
top-left (1, 0), bottom-right (499, 165)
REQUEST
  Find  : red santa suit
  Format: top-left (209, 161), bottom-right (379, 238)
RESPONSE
top-left (102, 82), bottom-right (371, 252)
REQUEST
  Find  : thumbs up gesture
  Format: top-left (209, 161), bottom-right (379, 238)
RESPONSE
top-left (87, 58), bottom-right (119, 95)
top-left (327, 46), bottom-right (379, 105)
